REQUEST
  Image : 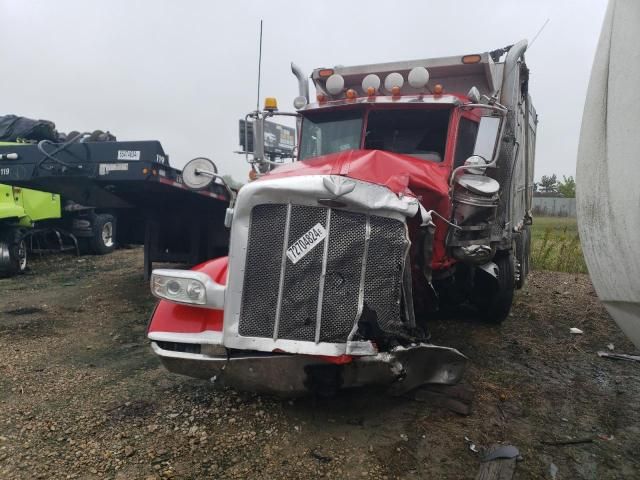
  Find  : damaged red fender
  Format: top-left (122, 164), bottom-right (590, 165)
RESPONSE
top-left (147, 257), bottom-right (228, 335)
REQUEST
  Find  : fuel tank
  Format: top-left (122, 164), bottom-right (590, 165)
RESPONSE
top-left (577, 0), bottom-right (640, 348)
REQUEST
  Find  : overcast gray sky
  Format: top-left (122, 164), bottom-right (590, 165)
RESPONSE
top-left (0, 0), bottom-right (607, 183)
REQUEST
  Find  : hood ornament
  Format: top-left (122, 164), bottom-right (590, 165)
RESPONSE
top-left (322, 176), bottom-right (356, 199)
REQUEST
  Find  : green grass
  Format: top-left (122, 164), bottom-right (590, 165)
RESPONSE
top-left (530, 216), bottom-right (588, 274)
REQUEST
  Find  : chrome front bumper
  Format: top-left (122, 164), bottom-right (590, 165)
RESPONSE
top-left (151, 341), bottom-right (467, 396)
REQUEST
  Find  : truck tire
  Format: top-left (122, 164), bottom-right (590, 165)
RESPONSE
top-left (89, 214), bottom-right (116, 255)
top-left (476, 252), bottom-right (515, 324)
top-left (0, 229), bottom-right (28, 277)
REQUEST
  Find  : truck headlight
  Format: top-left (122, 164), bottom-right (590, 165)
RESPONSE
top-left (152, 272), bottom-right (207, 305)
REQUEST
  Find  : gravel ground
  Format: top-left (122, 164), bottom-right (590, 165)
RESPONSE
top-left (1, 248), bottom-right (639, 479)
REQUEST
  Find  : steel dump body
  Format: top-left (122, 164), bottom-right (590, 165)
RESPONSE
top-left (148, 42), bottom-right (537, 395)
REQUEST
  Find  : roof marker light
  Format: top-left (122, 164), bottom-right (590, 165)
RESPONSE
top-left (391, 86), bottom-right (401, 97)
top-left (345, 89), bottom-right (357, 100)
top-left (326, 74), bottom-right (345, 95)
top-left (408, 67), bottom-right (430, 89)
top-left (367, 86), bottom-right (376, 97)
top-left (361, 74), bottom-right (381, 93)
top-left (433, 84), bottom-right (444, 95)
top-left (384, 72), bottom-right (404, 93)
top-left (317, 93), bottom-right (327, 104)
top-left (462, 54), bottom-right (482, 64)
top-left (318, 68), bottom-right (335, 78)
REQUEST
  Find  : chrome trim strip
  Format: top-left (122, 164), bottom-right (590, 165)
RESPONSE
top-left (149, 330), bottom-right (223, 345)
top-left (314, 208), bottom-right (332, 343)
top-left (347, 215), bottom-right (371, 343)
top-left (273, 202), bottom-right (293, 341)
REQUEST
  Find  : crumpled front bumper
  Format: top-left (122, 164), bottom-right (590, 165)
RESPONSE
top-left (151, 341), bottom-right (467, 396)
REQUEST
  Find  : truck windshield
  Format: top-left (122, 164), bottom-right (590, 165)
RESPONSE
top-left (364, 109), bottom-right (450, 162)
top-left (299, 110), bottom-right (363, 161)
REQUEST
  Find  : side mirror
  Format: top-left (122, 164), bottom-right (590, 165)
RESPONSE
top-left (182, 157), bottom-right (219, 190)
top-left (182, 157), bottom-right (237, 228)
top-left (473, 116), bottom-right (502, 163)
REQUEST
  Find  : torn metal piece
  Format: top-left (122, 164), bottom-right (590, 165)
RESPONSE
top-left (597, 351), bottom-right (640, 363)
top-left (465, 436), bottom-right (480, 453)
top-left (482, 444), bottom-right (520, 462)
top-left (569, 327), bottom-right (584, 334)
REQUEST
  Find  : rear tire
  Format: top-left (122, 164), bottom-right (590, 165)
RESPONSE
top-left (476, 252), bottom-right (515, 324)
top-left (89, 214), bottom-right (116, 255)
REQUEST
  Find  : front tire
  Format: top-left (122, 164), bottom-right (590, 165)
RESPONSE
top-left (0, 229), bottom-right (28, 277)
top-left (89, 214), bottom-right (116, 255)
top-left (475, 252), bottom-right (515, 324)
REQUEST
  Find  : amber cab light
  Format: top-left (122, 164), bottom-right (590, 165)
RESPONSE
top-left (317, 94), bottom-right (327, 103)
top-left (264, 97), bottom-right (278, 111)
top-left (462, 54), bottom-right (482, 64)
top-left (318, 69), bottom-right (334, 78)
top-left (345, 89), bottom-right (357, 100)
top-left (367, 86), bottom-right (376, 97)
top-left (391, 85), bottom-right (401, 97)
top-left (433, 84), bottom-right (444, 95)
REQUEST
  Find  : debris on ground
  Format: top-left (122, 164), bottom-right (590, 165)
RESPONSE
top-left (475, 445), bottom-right (518, 480)
top-left (541, 437), bottom-right (594, 446)
top-left (597, 351), bottom-right (640, 363)
top-left (465, 436), bottom-right (480, 453)
top-left (570, 327), bottom-right (584, 334)
top-left (481, 444), bottom-right (520, 462)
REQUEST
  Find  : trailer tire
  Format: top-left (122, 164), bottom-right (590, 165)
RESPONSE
top-left (475, 252), bottom-right (515, 324)
top-left (89, 214), bottom-right (116, 255)
top-left (0, 229), bottom-right (28, 277)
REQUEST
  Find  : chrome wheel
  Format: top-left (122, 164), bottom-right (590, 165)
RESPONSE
top-left (17, 239), bottom-right (27, 271)
top-left (101, 222), bottom-right (114, 248)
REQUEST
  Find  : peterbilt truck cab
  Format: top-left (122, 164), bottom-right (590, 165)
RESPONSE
top-left (147, 41), bottom-right (536, 395)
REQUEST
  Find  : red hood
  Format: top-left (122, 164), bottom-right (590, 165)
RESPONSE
top-left (263, 149), bottom-right (453, 269)
top-left (263, 149), bottom-right (449, 197)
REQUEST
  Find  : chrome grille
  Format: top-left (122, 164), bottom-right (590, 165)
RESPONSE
top-left (239, 203), bottom-right (407, 344)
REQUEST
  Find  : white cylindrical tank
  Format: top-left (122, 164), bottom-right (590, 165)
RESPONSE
top-left (577, 0), bottom-right (640, 348)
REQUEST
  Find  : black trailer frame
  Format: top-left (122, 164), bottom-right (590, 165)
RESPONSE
top-left (0, 140), bottom-right (230, 278)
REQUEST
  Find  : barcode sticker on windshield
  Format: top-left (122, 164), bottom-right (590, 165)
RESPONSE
top-left (286, 223), bottom-right (327, 264)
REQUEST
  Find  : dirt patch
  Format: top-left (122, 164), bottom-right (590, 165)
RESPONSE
top-left (0, 248), bottom-right (639, 479)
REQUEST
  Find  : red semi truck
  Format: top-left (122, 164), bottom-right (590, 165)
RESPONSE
top-left (147, 41), bottom-right (537, 395)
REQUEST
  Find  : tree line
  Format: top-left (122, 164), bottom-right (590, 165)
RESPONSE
top-left (534, 174), bottom-right (575, 198)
